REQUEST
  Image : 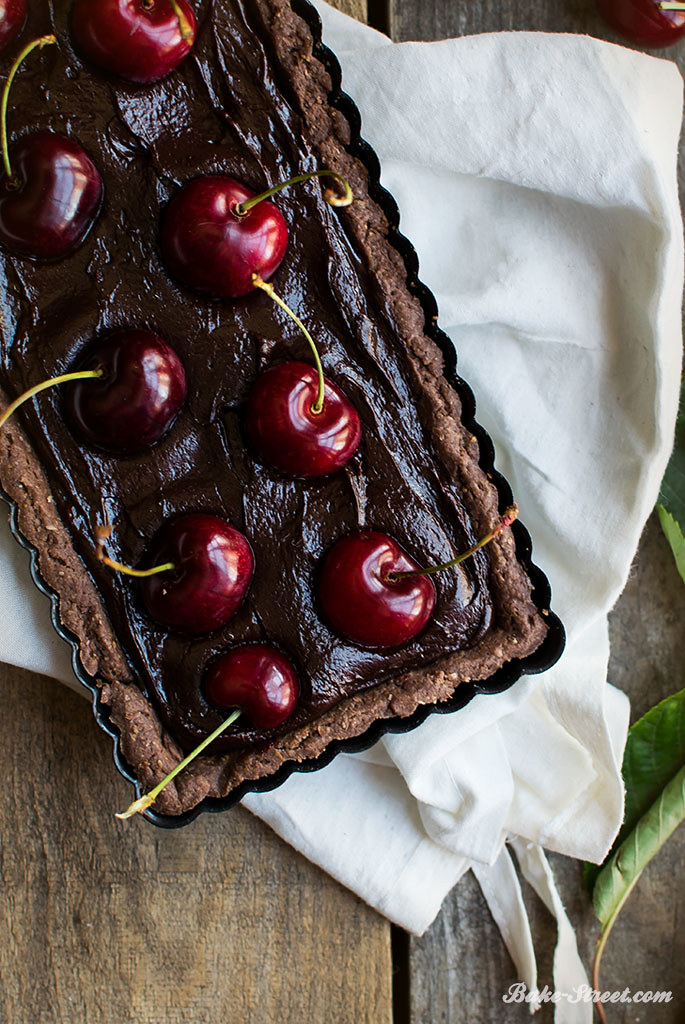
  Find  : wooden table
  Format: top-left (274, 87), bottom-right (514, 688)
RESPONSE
top-left (1, 3), bottom-right (683, 1022)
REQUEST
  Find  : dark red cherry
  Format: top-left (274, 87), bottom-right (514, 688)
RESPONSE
top-left (161, 176), bottom-right (288, 299)
top-left (319, 532), bottom-right (436, 648)
top-left (596, 0), bottom-right (685, 46)
top-left (245, 361), bottom-right (362, 478)
top-left (72, 0), bottom-right (196, 83)
top-left (140, 513), bottom-right (254, 634)
top-left (204, 644), bottom-right (299, 729)
top-left (0, 132), bottom-right (103, 259)
top-left (0, 0), bottom-right (26, 53)
top-left (65, 330), bottom-right (187, 453)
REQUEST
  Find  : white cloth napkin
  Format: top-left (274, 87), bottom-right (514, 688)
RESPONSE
top-left (1, 6), bottom-right (682, 1018)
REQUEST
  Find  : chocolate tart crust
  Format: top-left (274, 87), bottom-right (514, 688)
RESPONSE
top-left (0, 0), bottom-right (547, 816)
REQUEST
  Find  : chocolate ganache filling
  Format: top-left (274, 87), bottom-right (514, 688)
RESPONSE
top-left (0, 0), bottom-right (492, 751)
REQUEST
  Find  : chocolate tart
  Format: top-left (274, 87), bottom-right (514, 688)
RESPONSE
top-left (0, 0), bottom-right (564, 824)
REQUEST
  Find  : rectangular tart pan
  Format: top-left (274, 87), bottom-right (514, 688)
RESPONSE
top-left (0, 0), bottom-right (565, 828)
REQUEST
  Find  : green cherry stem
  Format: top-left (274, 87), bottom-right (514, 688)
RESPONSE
top-left (95, 523), bottom-right (175, 579)
top-left (0, 369), bottom-right (103, 429)
top-left (168, 0), bottom-right (195, 42)
top-left (234, 170), bottom-right (353, 216)
top-left (658, 2), bottom-right (685, 8)
top-left (389, 505), bottom-right (519, 581)
top-left (1, 34), bottom-right (57, 183)
top-left (251, 272), bottom-right (325, 414)
top-left (116, 709), bottom-right (242, 819)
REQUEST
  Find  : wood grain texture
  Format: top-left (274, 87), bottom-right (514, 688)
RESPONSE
top-left (392, 0), bottom-right (636, 42)
top-left (333, 0), bottom-right (367, 17)
top-left (0, 665), bottom-right (392, 1024)
top-left (389, 2), bottom-right (685, 1020)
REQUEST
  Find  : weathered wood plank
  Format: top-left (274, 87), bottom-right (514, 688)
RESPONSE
top-left (0, 665), bottom-right (392, 1024)
top-left (334, 0), bottom-right (367, 18)
top-left (391, 0), bottom-right (618, 43)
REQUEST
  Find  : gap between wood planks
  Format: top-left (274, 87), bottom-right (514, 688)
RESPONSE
top-left (367, 0), bottom-right (390, 33)
top-left (392, 926), bottom-right (411, 1024)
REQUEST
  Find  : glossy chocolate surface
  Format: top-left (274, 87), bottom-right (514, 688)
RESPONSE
top-left (0, 1), bottom-right (492, 751)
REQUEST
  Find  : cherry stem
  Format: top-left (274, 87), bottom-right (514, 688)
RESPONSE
top-left (95, 523), bottom-right (175, 579)
top-left (389, 505), bottom-right (519, 580)
top-left (658, 2), bottom-right (685, 8)
top-left (251, 273), bottom-right (325, 414)
top-left (1, 35), bottom-right (57, 183)
top-left (168, 0), bottom-right (195, 42)
top-left (234, 170), bottom-right (353, 216)
top-left (116, 709), bottom-right (242, 819)
top-left (0, 369), bottom-right (103, 429)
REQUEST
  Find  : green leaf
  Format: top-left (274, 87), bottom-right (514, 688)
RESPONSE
top-left (658, 372), bottom-right (685, 526)
top-left (585, 686), bottom-right (685, 889)
top-left (622, 687), bottom-right (685, 836)
top-left (657, 504), bottom-right (685, 585)
top-left (587, 688), bottom-right (685, 991)
top-left (591, 762), bottom-right (685, 987)
top-left (593, 762), bottom-right (685, 928)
